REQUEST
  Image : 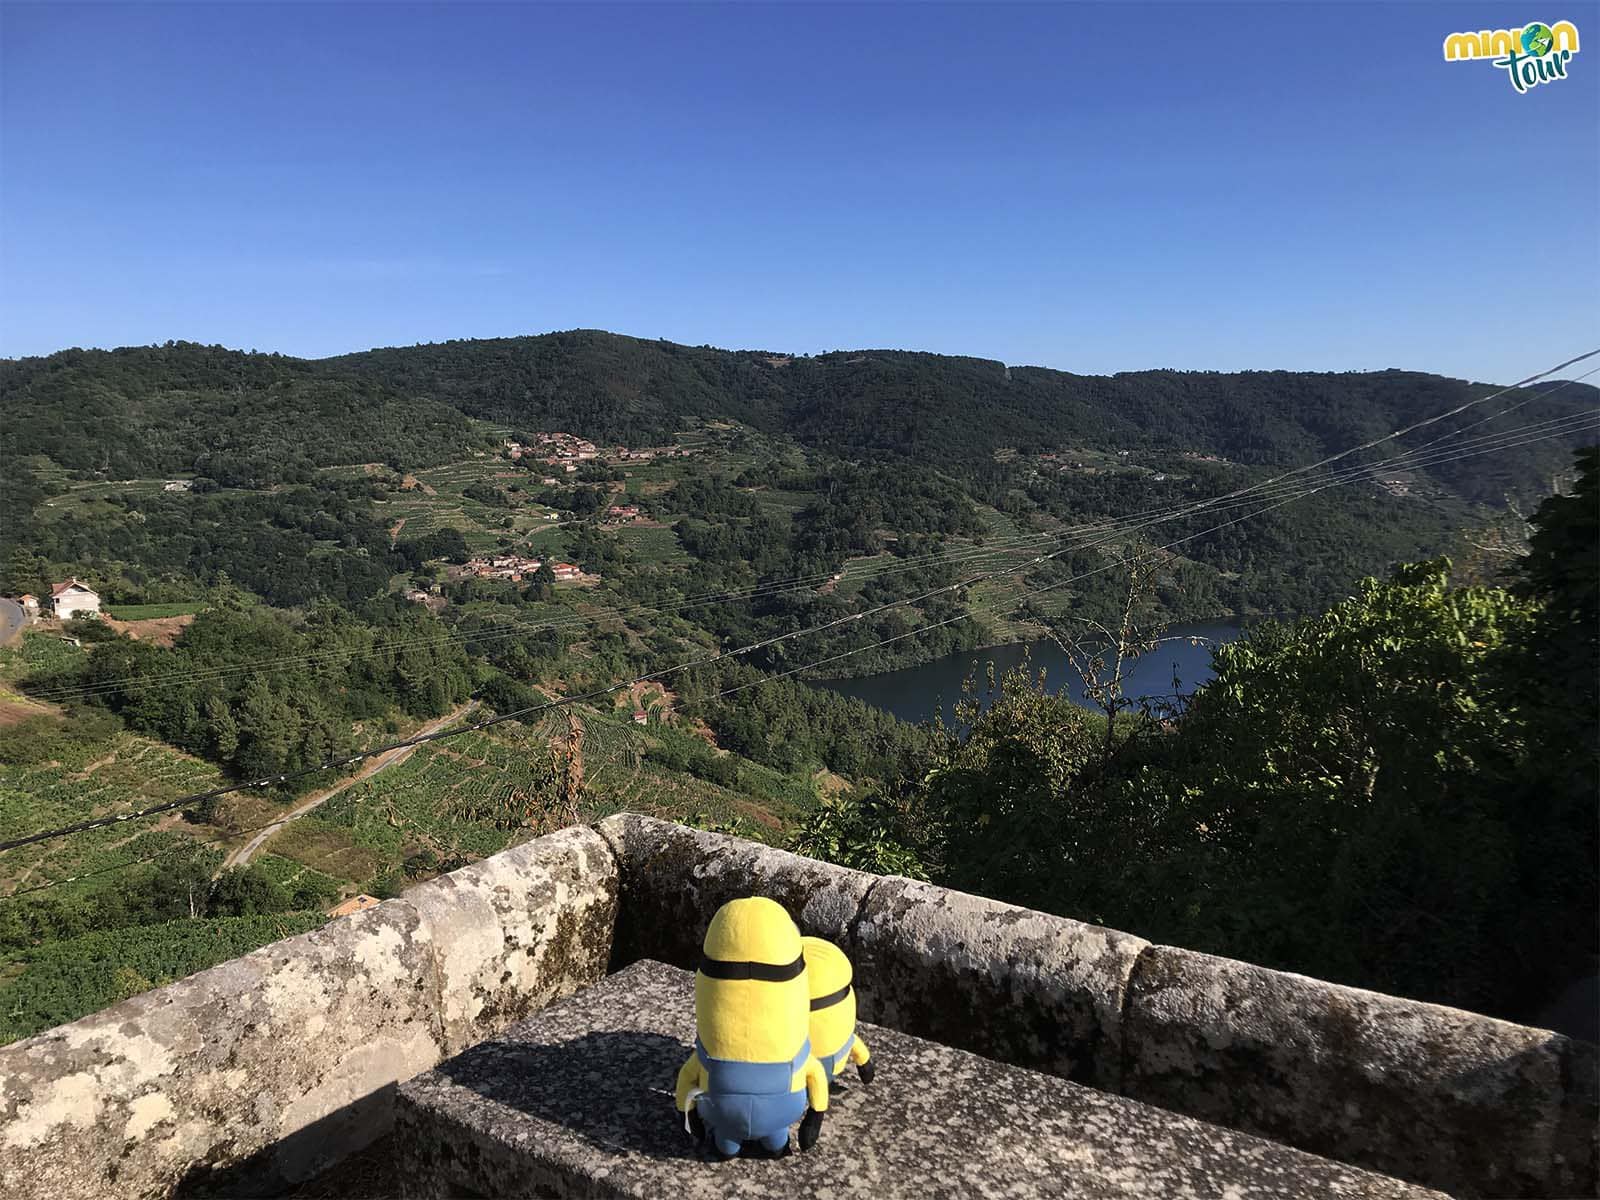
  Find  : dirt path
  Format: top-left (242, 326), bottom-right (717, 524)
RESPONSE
top-left (221, 700), bottom-right (478, 871)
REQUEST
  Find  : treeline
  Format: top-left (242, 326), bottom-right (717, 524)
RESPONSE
top-left (681, 660), bottom-right (935, 779)
top-left (330, 330), bottom-right (1588, 503)
top-left (800, 450), bottom-right (1599, 1022)
top-left (6, 331), bottom-right (1589, 647)
top-left (0, 341), bottom-right (481, 484)
top-left (19, 602), bottom-right (475, 783)
top-left (3, 479), bottom-right (405, 607)
top-left (1008, 466), bottom-right (1467, 624)
top-left (11, 332), bottom-right (1589, 510)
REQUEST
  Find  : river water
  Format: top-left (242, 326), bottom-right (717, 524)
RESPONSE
top-left (819, 619), bottom-right (1245, 726)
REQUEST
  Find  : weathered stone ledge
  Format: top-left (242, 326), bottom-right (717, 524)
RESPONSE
top-left (0, 813), bottom-right (1593, 1200)
top-left (597, 813), bottom-right (1598, 1199)
top-left (0, 825), bottom-right (619, 1200)
top-left (395, 959), bottom-right (1447, 1200)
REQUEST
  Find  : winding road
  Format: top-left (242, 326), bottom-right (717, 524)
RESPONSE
top-left (221, 700), bottom-right (477, 870)
top-left (0, 598), bottom-right (26, 647)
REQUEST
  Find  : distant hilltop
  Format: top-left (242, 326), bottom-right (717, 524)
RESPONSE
top-left (4, 330), bottom-right (1595, 512)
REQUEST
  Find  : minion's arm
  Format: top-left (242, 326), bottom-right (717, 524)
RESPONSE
top-left (674, 1053), bottom-right (707, 1112)
top-left (798, 1057), bottom-right (829, 1150)
top-left (851, 1035), bottom-right (875, 1085)
top-left (803, 1055), bottom-right (830, 1112)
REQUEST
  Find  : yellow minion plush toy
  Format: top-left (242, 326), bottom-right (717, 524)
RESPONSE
top-left (674, 898), bottom-right (831, 1158)
top-left (801, 936), bottom-right (873, 1087)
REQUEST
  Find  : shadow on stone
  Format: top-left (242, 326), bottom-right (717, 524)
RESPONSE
top-left (433, 1030), bottom-right (703, 1164)
top-left (172, 1087), bottom-right (398, 1198)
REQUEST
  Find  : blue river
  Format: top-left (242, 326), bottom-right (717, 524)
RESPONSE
top-left (818, 619), bottom-right (1245, 726)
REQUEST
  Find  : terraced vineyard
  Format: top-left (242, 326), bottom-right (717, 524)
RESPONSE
top-left (254, 705), bottom-right (801, 889)
top-left (278, 718), bottom-right (570, 886)
top-left (0, 634), bottom-right (224, 906)
top-left (251, 852), bottom-right (344, 898)
top-left (580, 713), bottom-right (795, 842)
top-left (611, 524), bottom-right (686, 564)
top-left (0, 912), bottom-right (327, 1043)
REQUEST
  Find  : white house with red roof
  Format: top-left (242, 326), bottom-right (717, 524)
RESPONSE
top-left (51, 579), bottom-right (102, 620)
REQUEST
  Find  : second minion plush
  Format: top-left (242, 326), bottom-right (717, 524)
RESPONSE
top-left (801, 935), bottom-right (873, 1087)
top-left (674, 898), bottom-right (831, 1158)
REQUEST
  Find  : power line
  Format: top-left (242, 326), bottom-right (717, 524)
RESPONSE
top-left (24, 374), bottom-right (1597, 706)
top-left (5, 406), bottom-right (1591, 863)
top-left (2, 351), bottom-right (1595, 865)
top-left (707, 418), bottom-right (1599, 701)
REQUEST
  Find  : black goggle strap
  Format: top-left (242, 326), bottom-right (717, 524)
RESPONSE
top-left (809, 982), bottom-right (852, 1011)
top-left (698, 953), bottom-right (806, 982)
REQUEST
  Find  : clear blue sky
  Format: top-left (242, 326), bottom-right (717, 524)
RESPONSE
top-left (3, 2), bottom-right (1596, 383)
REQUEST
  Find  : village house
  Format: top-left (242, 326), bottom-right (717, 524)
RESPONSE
top-left (551, 562), bottom-right (582, 581)
top-left (533, 432), bottom-right (599, 461)
top-left (631, 710), bottom-right (648, 726)
top-left (606, 504), bottom-right (641, 521)
top-left (403, 588), bottom-right (431, 603)
top-left (462, 554), bottom-right (543, 581)
top-left (51, 579), bottom-right (101, 620)
top-left (17, 594), bottom-right (39, 617)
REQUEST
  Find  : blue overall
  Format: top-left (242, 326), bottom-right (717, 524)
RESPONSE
top-left (693, 1037), bottom-right (811, 1156)
top-left (815, 1032), bottom-right (855, 1078)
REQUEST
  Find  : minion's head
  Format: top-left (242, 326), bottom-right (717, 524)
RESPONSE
top-left (800, 936), bottom-right (852, 999)
top-left (801, 936), bottom-right (858, 1067)
top-left (695, 898), bottom-right (810, 1062)
top-left (702, 896), bottom-right (804, 967)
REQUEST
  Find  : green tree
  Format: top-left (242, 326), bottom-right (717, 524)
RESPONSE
top-left (1502, 448), bottom-right (1599, 1009)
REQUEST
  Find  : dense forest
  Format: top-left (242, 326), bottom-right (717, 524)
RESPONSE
top-left (4, 333), bottom-right (1592, 503)
top-left (1, 342), bottom-right (483, 483)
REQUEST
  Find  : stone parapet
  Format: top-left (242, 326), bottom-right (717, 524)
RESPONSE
top-left (850, 875), bottom-right (1147, 1091)
top-left (0, 825), bottom-right (618, 1199)
top-left (595, 812), bottom-right (876, 970)
top-left (1121, 945), bottom-right (1594, 1199)
top-left (0, 815), bottom-right (1592, 1200)
top-left (395, 960), bottom-right (1445, 1200)
top-left (403, 824), bottom-right (619, 1055)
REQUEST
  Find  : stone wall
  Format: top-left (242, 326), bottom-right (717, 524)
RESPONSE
top-left (0, 814), bottom-right (1593, 1200)
top-left (0, 826), bottom-right (618, 1200)
top-left (598, 814), bottom-right (1597, 1199)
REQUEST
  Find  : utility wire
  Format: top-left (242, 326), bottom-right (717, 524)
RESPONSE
top-left (7, 417), bottom-right (1588, 897)
top-left (707, 418), bottom-right (1599, 701)
top-left (6, 348), bottom-right (1598, 848)
top-left (24, 373), bottom-right (1597, 706)
top-left (4, 402), bottom-right (1591, 861)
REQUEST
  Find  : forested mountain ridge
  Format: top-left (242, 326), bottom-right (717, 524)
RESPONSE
top-left (329, 331), bottom-right (1595, 504)
top-left (0, 342), bottom-right (485, 488)
top-left (5, 331), bottom-right (1593, 507)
